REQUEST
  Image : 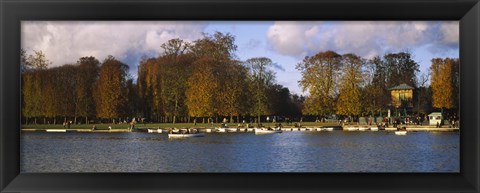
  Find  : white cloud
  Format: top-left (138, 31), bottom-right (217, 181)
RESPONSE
top-left (266, 21), bottom-right (459, 59)
top-left (440, 21), bottom-right (459, 44)
top-left (266, 21), bottom-right (323, 56)
top-left (21, 21), bottom-right (207, 67)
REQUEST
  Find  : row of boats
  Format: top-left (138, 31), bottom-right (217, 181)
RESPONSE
top-left (343, 126), bottom-right (407, 135)
top-left (148, 127), bottom-right (287, 138)
top-left (147, 126), bottom-right (408, 138)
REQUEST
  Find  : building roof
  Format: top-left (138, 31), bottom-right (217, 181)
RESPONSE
top-left (389, 83), bottom-right (414, 90)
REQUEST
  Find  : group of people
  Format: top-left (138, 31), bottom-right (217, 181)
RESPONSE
top-left (62, 121), bottom-right (72, 129)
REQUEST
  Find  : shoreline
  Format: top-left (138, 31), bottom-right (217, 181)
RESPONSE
top-left (21, 125), bottom-right (460, 133)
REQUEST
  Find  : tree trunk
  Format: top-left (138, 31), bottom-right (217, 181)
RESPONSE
top-left (202, 117), bottom-right (205, 124)
top-left (230, 115), bottom-right (233, 123)
top-left (34, 117), bottom-right (37, 125)
top-left (74, 116), bottom-right (77, 124)
top-left (54, 117), bottom-right (57, 125)
top-left (85, 116), bottom-right (88, 125)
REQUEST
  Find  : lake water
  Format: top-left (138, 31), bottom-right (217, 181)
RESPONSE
top-left (21, 131), bottom-right (459, 173)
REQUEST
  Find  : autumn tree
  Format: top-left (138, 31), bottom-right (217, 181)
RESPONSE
top-left (21, 50), bottom-right (51, 124)
top-left (75, 56), bottom-right (100, 124)
top-left (186, 57), bottom-right (219, 123)
top-left (296, 51), bottom-right (342, 118)
top-left (22, 71), bottom-right (44, 124)
top-left (186, 32), bottom-right (239, 123)
top-left (137, 57), bottom-right (160, 120)
top-left (94, 56), bottom-right (129, 123)
top-left (336, 54), bottom-right (365, 118)
top-left (430, 58), bottom-right (459, 113)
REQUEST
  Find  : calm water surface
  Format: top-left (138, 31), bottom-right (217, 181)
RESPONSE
top-left (21, 131), bottom-right (459, 172)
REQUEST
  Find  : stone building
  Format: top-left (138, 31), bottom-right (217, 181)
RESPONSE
top-left (389, 83), bottom-right (414, 109)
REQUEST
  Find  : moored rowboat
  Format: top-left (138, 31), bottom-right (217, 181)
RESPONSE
top-left (344, 127), bottom-right (358, 131)
top-left (168, 133), bottom-right (205, 138)
top-left (395, 131), bottom-right (407, 135)
top-left (254, 128), bottom-right (282, 134)
top-left (46, 129), bottom-right (66, 133)
top-left (226, 128), bottom-right (238, 132)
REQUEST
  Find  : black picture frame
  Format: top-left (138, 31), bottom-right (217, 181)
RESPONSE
top-left (1, 0), bottom-right (479, 192)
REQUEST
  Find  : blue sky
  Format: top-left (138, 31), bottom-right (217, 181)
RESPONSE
top-left (22, 21), bottom-right (459, 95)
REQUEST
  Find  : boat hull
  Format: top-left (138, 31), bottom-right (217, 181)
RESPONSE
top-left (168, 133), bottom-right (205, 138)
top-left (395, 131), bottom-right (407, 135)
top-left (254, 128), bottom-right (282, 134)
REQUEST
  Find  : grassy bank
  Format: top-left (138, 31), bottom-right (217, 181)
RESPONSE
top-left (21, 122), bottom-right (446, 130)
top-left (21, 121), bottom-right (343, 130)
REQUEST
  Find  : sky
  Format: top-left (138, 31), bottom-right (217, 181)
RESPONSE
top-left (21, 21), bottom-right (459, 95)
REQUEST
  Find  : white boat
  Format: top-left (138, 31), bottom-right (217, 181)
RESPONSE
top-left (299, 128), bottom-right (306, 131)
top-left (254, 128), bottom-right (282, 135)
top-left (306, 127), bottom-right (313, 131)
top-left (324, 127), bottom-right (334, 131)
top-left (370, 127), bottom-right (379, 131)
top-left (395, 131), bottom-right (407, 135)
top-left (237, 128), bottom-right (246, 132)
top-left (206, 128), bottom-right (212, 133)
top-left (226, 128), bottom-right (238, 132)
top-left (216, 128), bottom-right (226, 132)
top-left (148, 129), bottom-right (162, 133)
top-left (247, 128), bottom-right (254, 132)
top-left (46, 129), bottom-right (66, 133)
top-left (168, 133), bottom-right (205, 138)
top-left (345, 127), bottom-right (358, 131)
top-left (358, 127), bottom-right (367, 131)
top-left (316, 128), bottom-right (323, 131)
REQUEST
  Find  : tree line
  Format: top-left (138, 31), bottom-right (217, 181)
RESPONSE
top-left (21, 32), bottom-right (302, 124)
top-left (297, 50), bottom-right (459, 121)
top-left (21, 32), bottom-right (459, 125)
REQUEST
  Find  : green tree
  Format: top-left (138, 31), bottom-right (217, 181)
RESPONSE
top-left (217, 61), bottom-right (250, 123)
top-left (383, 52), bottom-right (419, 88)
top-left (245, 57), bottom-right (276, 123)
top-left (362, 56), bottom-right (390, 115)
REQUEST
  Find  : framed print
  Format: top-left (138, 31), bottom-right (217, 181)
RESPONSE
top-left (1, 0), bottom-right (479, 192)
